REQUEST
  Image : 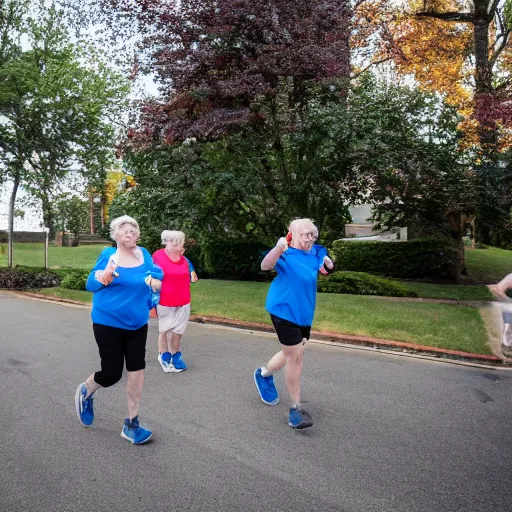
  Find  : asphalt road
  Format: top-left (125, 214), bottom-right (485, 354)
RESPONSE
top-left (1, 293), bottom-right (511, 512)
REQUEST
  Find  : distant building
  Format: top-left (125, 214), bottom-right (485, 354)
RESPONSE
top-left (343, 204), bottom-right (407, 241)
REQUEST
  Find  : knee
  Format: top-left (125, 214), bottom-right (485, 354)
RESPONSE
top-left (285, 350), bottom-right (303, 365)
top-left (95, 370), bottom-right (122, 388)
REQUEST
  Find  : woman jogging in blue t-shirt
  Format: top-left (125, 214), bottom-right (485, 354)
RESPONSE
top-left (254, 218), bottom-right (333, 429)
top-left (74, 215), bottom-right (163, 444)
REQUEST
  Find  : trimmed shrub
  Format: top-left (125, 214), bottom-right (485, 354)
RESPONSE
top-left (183, 242), bottom-right (209, 278)
top-left (318, 271), bottom-right (417, 297)
top-left (60, 269), bottom-right (89, 290)
top-left (202, 242), bottom-right (271, 281)
top-left (0, 268), bottom-right (60, 289)
top-left (331, 239), bottom-right (463, 281)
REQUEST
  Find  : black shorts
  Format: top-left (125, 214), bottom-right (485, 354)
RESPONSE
top-left (270, 314), bottom-right (311, 346)
top-left (93, 323), bottom-right (147, 386)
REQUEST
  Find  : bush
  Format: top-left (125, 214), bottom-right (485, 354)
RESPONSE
top-left (183, 241), bottom-right (209, 278)
top-left (60, 269), bottom-right (89, 290)
top-left (202, 242), bottom-right (271, 280)
top-left (318, 271), bottom-right (417, 297)
top-left (0, 268), bottom-right (60, 289)
top-left (331, 239), bottom-right (463, 281)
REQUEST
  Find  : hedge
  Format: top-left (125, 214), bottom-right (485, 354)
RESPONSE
top-left (201, 242), bottom-right (271, 281)
top-left (60, 269), bottom-right (89, 290)
top-left (331, 239), bottom-right (463, 281)
top-left (318, 271), bottom-right (417, 297)
top-left (0, 267), bottom-right (60, 289)
top-left (0, 266), bottom-right (91, 290)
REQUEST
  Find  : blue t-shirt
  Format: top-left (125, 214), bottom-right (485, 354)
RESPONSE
top-left (265, 244), bottom-right (327, 327)
top-left (86, 247), bottom-right (163, 330)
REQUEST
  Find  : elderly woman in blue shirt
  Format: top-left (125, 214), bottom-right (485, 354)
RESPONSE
top-left (74, 215), bottom-right (163, 445)
top-left (254, 218), bottom-right (333, 430)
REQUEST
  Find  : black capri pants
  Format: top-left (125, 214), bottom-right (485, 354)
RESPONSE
top-left (93, 323), bottom-right (148, 388)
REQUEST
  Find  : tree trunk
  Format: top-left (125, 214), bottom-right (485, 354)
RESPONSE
top-left (473, 1), bottom-right (496, 150)
top-left (473, 5), bottom-right (492, 95)
top-left (89, 187), bottom-right (95, 234)
top-left (7, 172), bottom-right (20, 268)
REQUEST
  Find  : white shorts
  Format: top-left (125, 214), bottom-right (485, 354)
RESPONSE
top-left (156, 304), bottom-right (191, 335)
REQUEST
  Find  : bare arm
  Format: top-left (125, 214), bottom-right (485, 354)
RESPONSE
top-left (261, 237), bottom-right (287, 271)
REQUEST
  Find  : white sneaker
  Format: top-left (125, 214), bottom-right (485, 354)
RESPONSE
top-left (158, 353), bottom-right (172, 373)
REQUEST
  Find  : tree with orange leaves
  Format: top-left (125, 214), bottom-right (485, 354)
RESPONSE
top-left (383, 1), bottom-right (511, 152)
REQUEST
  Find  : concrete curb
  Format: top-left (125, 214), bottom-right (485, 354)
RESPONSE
top-left (5, 290), bottom-right (511, 368)
top-left (189, 315), bottom-right (510, 367)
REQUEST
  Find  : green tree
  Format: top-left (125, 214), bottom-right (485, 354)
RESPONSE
top-left (0, 1), bottom-right (129, 264)
top-left (113, 76), bottom-right (472, 250)
top-left (54, 193), bottom-right (90, 242)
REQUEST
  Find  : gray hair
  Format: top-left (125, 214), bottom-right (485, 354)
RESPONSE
top-left (161, 230), bottom-right (186, 246)
top-left (110, 215), bottom-right (140, 241)
top-left (288, 218), bottom-right (318, 237)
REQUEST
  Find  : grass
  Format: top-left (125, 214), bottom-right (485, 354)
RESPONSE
top-left (0, 242), bottom-right (109, 268)
top-left (36, 288), bottom-right (93, 302)
top-left (35, 279), bottom-right (491, 354)
top-left (464, 247), bottom-right (512, 284)
top-left (403, 282), bottom-right (493, 301)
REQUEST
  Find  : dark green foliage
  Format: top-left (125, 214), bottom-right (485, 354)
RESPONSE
top-left (201, 242), bottom-right (271, 281)
top-left (473, 154), bottom-right (512, 248)
top-left (331, 240), bottom-right (464, 281)
top-left (0, 268), bottom-right (60, 289)
top-left (59, 269), bottom-right (89, 290)
top-left (318, 271), bottom-right (417, 297)
top-left (0, 266), bottom-right (90, 290)
top-left (183, 242), bottom-right (208, 278)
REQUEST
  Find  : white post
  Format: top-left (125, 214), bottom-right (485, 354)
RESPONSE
top-left (44, 228), bottom-right (49, 269)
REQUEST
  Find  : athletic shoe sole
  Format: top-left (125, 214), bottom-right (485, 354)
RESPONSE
top-left (74, 384), bottom-right (92, 427)
top-left (288, 420), bottom-right (313, 429)
top-left (253, 370), bottom-right (279, 405)
top-left (158, 356), bottom-right (173, 373)
top-left (167, 366), bottom-right (186, 373)
top-left (120, 430), bottom-right (153, 445)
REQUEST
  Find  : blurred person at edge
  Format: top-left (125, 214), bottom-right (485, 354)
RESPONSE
top-left (489, 274), bottom-right (512, 357)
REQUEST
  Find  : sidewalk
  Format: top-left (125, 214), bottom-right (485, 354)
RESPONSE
top-left (6, 290), bottom-right (512, 368)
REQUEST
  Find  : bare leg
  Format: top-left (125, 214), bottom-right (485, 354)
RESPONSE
top-left (503, 322), bottom-right (512, 347)
top-left (489, 274), bottom-right (512, 300)
top-left (84, 374), bottom-right (101, 398)
top-left (266, 350), bottom-right (286, 374)
top-left (158, 332), bottom-right (169, 353)
top-left (170, 333), bottom-right (182, 354)
top-left (126, 369), bottom-right (145, 420)
top-left (281, 342), bottom-right (305, 405)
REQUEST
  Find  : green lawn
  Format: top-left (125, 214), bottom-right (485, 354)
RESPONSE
top-left (0, 243), bottom-right (109, 268)
top-left (35, 279), bottom-right (491, 354)
top-left (403, 282), bottom-right (493, 301)
top-left (464, 247), bottom-right (512, 284)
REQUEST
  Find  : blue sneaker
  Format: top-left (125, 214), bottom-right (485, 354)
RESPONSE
top-left (75, 383), bottom-right (94, 427)
top-left (121, 416), bottom-right (153, 445)
top-left (254, 367), bottom-right (279, 405)
top-left (158, 352), bottom-right (172, 373)
top-left (170, 351), bottom-right (187, 372)
top-left (288, 407), bottom-right (313, 429)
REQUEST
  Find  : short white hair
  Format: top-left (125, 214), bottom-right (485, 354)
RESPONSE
top-left (110, 215), bottom-right (140, 241)
top-left (161, 230), bottom-right (186, 246)
top-left (288, 218), bottom-right (318, 237)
